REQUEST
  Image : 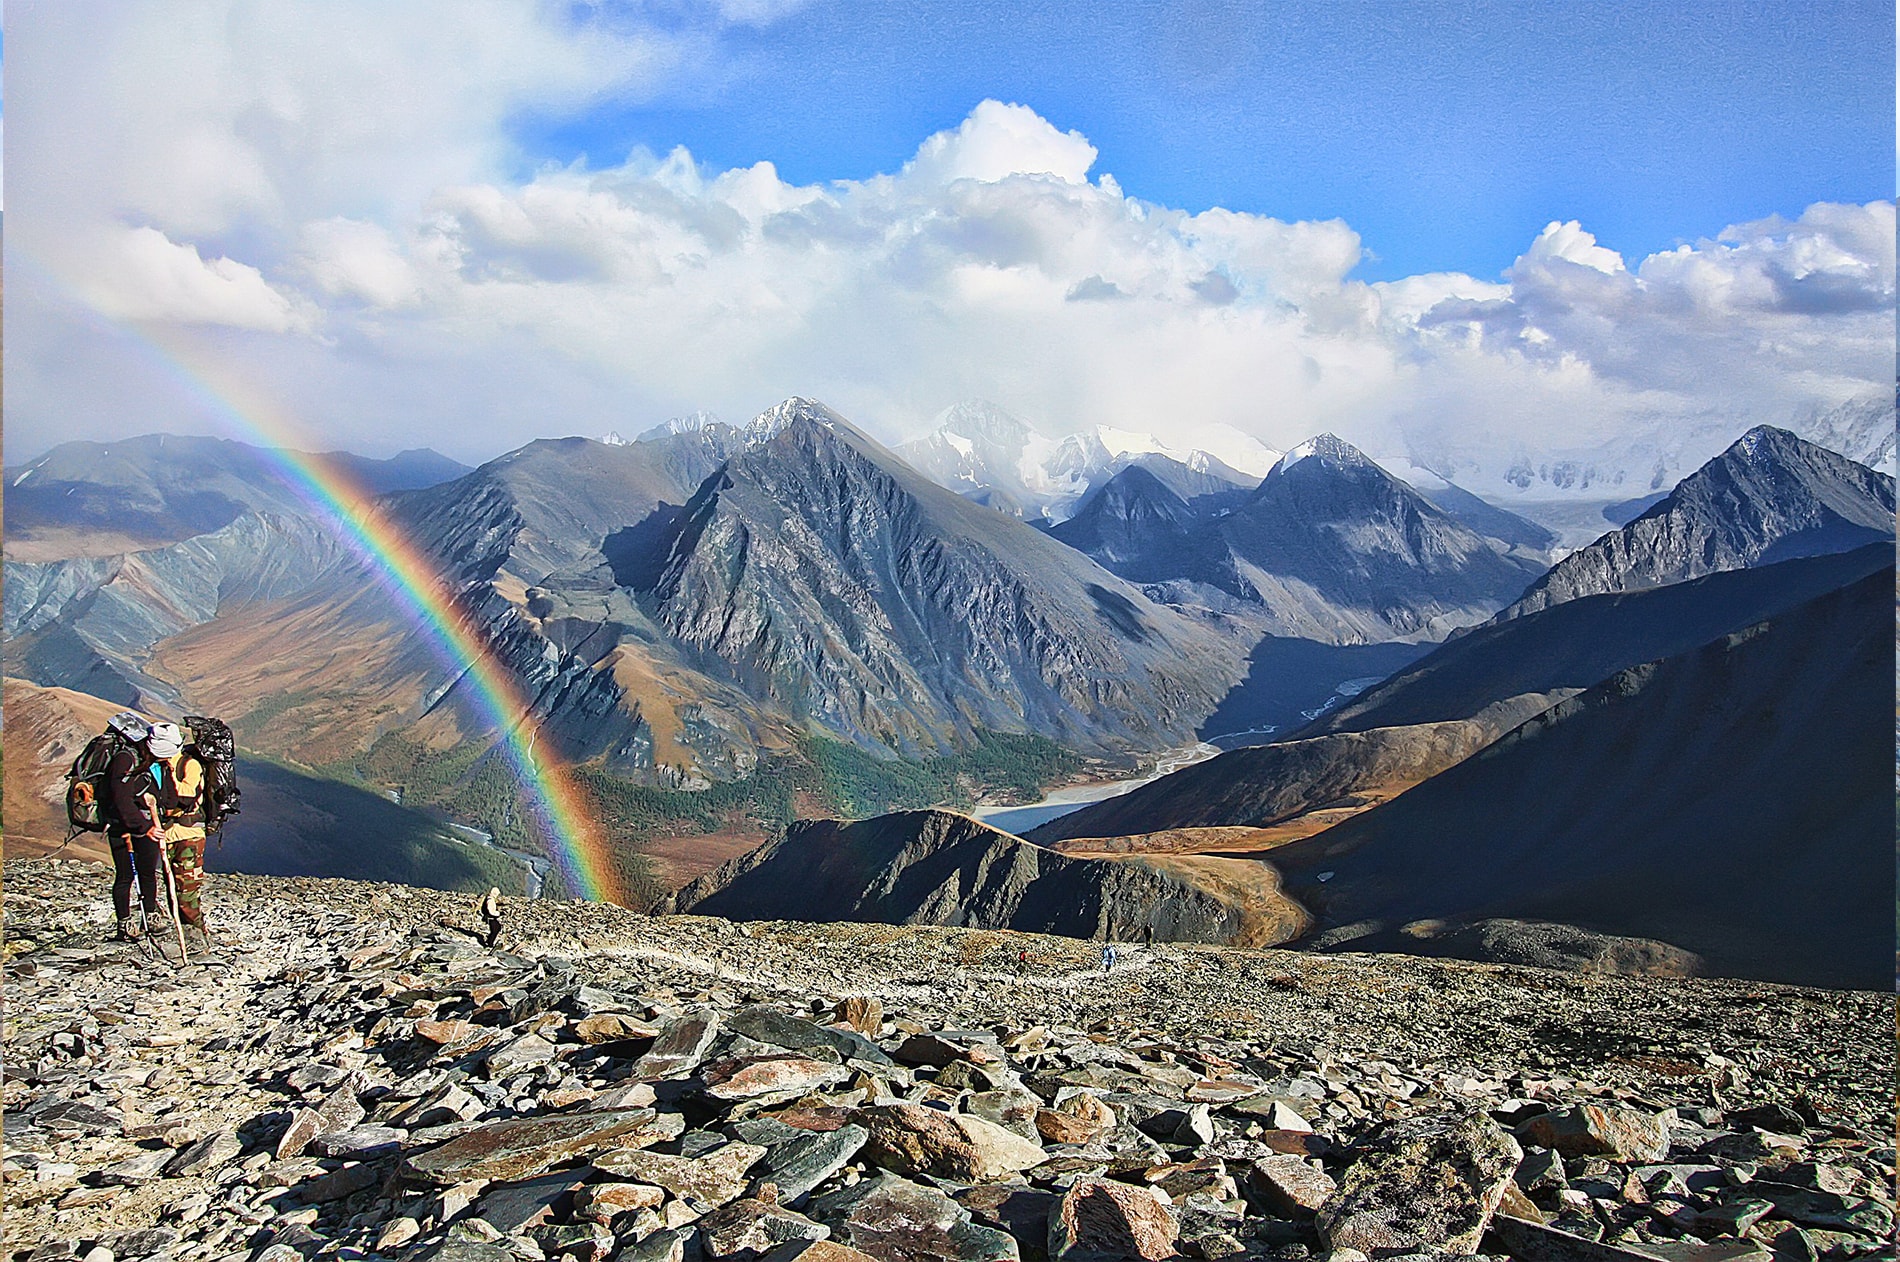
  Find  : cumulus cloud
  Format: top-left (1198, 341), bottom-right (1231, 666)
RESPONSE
top-left (7, 6), bottom-right (1893, 487)
top-left (85, 227), bottom-right (311, 333)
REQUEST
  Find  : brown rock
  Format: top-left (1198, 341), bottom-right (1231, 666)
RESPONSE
top-left (1318, 1110), bottom-right (1522, 1257)
top-left (416, 1018), bottom-right (471, 1045)
top-left (698, 1197), bottom-right (831, 1260)
top-left (402, 1107), bottom-right (683, 1185)
top-left (1186, 1080), bottom-right (1261, 1105)
top-left (836, 998), bottom-right (884, 1037)
top-left (574, 1013), bottom-right (661, 1044)
top-left (1048, 1178), bottom-right (1179, 1262)
top-left (1039, 1109), bottom-right (1106, 1145)
top-left (855, 1103), bottom-right (1046, 1182)
top-left (704, 1055), bottom-right (851, 1101)
top-left (633, 1010), bottom-right (723, 1080)
top-left (574, 1181), bottom-right (667, 1222)
top-left (762, 1243), bottom-right (881, 1262)
top-left (593, 1142), bottom-right (767, 1207)
top-left (1517, 1106), bottom-right (1670, 1165)
top-left (1247, 1154), bottom-right (1336, 1216)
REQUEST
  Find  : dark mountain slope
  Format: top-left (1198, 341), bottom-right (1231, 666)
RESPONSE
top-left (635, 399), bottom-right (1246, 756)
top-left (1267, 568), bottom-right (1894, 990)
top-left (670, 809), bottom-right (1307, 946)
top-left (1309, 543), bottom-right (1893, 737)
top-left (1502, 426), bottom-right (1894, 620)
top-left (1026, 718), bottom-right (1504, 846)
top-left (1047, 465), bottom-right (1204, 582)
top-left (1202, 436), bottom-right (1546, 642)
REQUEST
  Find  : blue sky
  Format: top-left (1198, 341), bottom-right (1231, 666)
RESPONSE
top-left (9, 0), bottom-right (1894, 472)
top-left (524, 0), bottom-right (1895, 280)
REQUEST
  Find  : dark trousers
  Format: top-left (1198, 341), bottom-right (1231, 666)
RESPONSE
top-left (109, 832), bottom-right (163, 921)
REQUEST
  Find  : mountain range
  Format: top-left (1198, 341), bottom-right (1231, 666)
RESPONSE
top-left (5, 434), bottom-right (468, 561)
top-left (6, 394), bottom-right (1892, 986)
top-left (1501, 425), bottom-right (1896, 620)
top-left (894, 400), bottom-right (1276, 523)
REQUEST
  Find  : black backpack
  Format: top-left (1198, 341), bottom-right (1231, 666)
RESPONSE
top-left (66, 731), bottom-right (133, 834)
top-left (183, 715), bottom-right (241, 833)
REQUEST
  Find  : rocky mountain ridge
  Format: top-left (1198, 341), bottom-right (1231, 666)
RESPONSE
top-left (668, 811), bottom-right (1308, 950)
top-left (6, 857), bottom-right (1891, 1262)
top-left (1499, 428), bottom-right (1894, 622)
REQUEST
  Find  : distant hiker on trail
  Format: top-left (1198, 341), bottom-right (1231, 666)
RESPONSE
top-left (150, 721), bottom-right (213, 954)
top-left (479, 887), bottom-right (504, 948)
top-left (100, 713), bottom-right (165, 943)
top-left (1101, 942), bottom-right (1117, 972)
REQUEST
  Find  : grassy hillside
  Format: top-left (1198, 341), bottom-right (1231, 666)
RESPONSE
top-left (332, 728), bottom-right (1084, 907)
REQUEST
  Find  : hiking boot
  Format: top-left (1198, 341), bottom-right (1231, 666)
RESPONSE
top-left (183, 924), bottom-right (216, 957)
top-left (112, 916), bottom-right (143, 942)
top-left (145, 912), bottom-right (174, 940)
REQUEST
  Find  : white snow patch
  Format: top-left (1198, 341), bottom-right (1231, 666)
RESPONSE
top-left (12, 468), bottom-right (34, 486)
top-left (600, 430), bottom-right (628, 446)
top-left (1094, 426), bottom-right (1174, 460)
top-left (1274, 439), bottom-right (1320, 475)
top-left (1373, 456), bottom-right (1451, 492)
top-left (942, 431), bottom-right (975, 460)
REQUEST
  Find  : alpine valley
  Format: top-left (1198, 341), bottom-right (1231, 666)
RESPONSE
top-left (5, 398), bottom-right (1892, 987)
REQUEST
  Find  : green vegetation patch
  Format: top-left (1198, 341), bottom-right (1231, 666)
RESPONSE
top-left (332, 726), bottom-right (1083, 909)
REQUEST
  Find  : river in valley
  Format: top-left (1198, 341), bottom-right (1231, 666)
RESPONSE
top-left (970, 742), bottom-right (1221, 836)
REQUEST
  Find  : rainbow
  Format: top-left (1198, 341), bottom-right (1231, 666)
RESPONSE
top-left (30, 295), bottom-right (628, 905)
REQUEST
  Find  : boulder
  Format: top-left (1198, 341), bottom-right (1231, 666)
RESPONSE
top-left (855, 1103), bottom-right (1047, 1182)
top-left (1048, 1178), bottom-right (1179, 1262)
top-left (403, 1107), bottom-right (682, 1184)
top-left (1317, 1110), bottom-right (1522, 1256)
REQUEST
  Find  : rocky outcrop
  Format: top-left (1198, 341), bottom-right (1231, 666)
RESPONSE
top-left (1501, 426), bottom-right (1894, 620)
top-left (5, 859), bottom-right (1892, 1262)
top-left (670, 810), bottom-right (1307, 947)
top-left (1267, 568), bottom-right (1895, 990)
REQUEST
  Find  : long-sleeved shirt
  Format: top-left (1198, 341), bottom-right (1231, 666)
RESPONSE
top-left (105, 747), bottom-right (159, 835)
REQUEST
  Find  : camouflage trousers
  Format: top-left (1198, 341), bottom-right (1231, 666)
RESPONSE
top-left (164, 827), bottom-right (207, 927)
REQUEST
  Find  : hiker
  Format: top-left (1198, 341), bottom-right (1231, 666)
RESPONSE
top-left (150, 721), bottom-right (212, 953)
top-left (479, 887), bottom-right (503, 948)
top-left (1101, 941), bottom-right (1117, 972)
top-left (101, 712), bottom-right (165, 942)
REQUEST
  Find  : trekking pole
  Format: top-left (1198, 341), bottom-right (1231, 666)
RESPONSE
top-left (158, 836), bottom-right (191, 963)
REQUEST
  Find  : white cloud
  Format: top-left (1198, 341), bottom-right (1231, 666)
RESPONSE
top-left (7, 6), bottom-right (1894, 488)
top-left (904, 100), bottom-right (1099, 185)
top-left (84, 226), bottom-right (310, 333)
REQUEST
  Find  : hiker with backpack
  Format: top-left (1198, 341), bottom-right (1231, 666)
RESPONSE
top-left (70, 710), bottom-right (242, 954)
top-left (95, 712), bottom-right (167, 943)
top-left (149, 721), bottom-right (213, 954)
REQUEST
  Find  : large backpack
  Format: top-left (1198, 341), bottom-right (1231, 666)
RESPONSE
top-left (183, 715), bottom-right (241, 833)
top-left (65, 731), bottom-right (133, 834)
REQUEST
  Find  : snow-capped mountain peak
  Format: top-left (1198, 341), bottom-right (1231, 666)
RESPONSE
top-left (600, 430), bottom-right (628, 446)
top-left (635, 410), bottom-right (726, 443)
top-left (744, 397), bottom-right (842, 444)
